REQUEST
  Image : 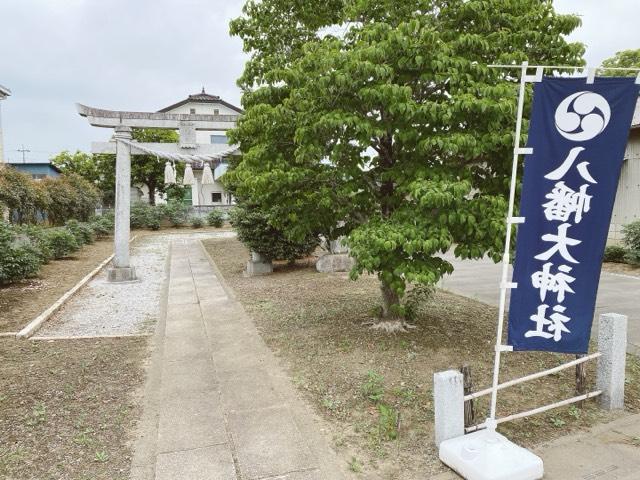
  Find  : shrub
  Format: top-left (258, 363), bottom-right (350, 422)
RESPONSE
top-left (622, 221), bottom-right (640, 266)
top-left (229, 205), bottom-right (319, 262)
top-left (603, 245), bottom-right (627, 263)
top-left (42, 227), bottom-right (80, 259)
top-left (404, 284), bottom-right (436, 321)
top-left (161, 201), bottom-right (189, 227)
top-left (622, 220), bottom-right (640, 251)
top-left (207, 209), bottom-right (224, 228)
top-left (41, 174), bottom-right (100, 225)
top-left (191, 216), bottom-right (204, 229)
top-left (130, 203), bottom-right (162, 230)
top-left (0, 167), bottom-right (39, 223)
top-left (16, 225), bottom-right (54, 263)
top-left (89, 215), bottom-right (113, 238)
top-left (624, 249), bottom-right (640, 266)
top-left (0, 222), bottom-right (42, 284)
top-left (65, 220), bottom-right (95, 245)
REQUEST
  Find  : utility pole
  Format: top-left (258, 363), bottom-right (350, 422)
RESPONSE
top-left (16, 144), bottom-right (30, 163)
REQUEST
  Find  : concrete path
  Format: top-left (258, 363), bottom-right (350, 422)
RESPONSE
top-left (439, 252), bottom-right (640, 354)
top-left (130, 239), bottom-right (345, 480)
top-left (433, 413), bottom-right (640, 480)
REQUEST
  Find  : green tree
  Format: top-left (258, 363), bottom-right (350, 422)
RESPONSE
top-left (52, 129), bottom-right (180, 206)
top-left (131, 128), bottom-right (179, 205)
top-left (230, 0), bottom-right (584, 329)
top-left (601, 49), bottom-right (640, 76)
top-left (51, 150), bottom-right (101, 184)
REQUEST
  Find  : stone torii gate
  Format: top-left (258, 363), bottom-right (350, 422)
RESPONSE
top-left (77, 103), bottom-right (239, 282)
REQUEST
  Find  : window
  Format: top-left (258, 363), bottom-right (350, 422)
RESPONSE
top-left (190, 108), bottom-right (196, 114)
top-left (210, 134), bottom-right (228, 144)
top-left (214, 109), bottom-right (219, 115)
top-left (211, 192), bottom-right (222, 203)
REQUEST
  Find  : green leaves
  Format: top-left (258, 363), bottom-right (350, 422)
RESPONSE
top-left (229, 0), bottom-right (584, 316)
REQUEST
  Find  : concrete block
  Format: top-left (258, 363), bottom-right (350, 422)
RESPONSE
top-left (597, 313), bottom-right (628, 410)
top-left (107, 266), bottom-right (137, 282)
top-left (245, 256), bottom-right (273, 276)
top-left (434, 370), bottom-right (464, 446)
top-left (315, 253), bottom-right (355, 273)
top-left (155, 445), bottom-right (236, 480)
top-left (439, 429), bottom-right (543, 480)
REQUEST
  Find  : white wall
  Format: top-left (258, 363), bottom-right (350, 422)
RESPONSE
top-left (190, 169), bottom-right (232, 206)
top-left (609, 129), bottom-right (640, 243)
top-left (166, 101), bottom-right (239, 144)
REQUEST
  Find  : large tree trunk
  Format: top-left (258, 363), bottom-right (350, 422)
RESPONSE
top-left (368, 279), bottom-right (415, 333)
top-left (147, 180), bottom-right (156, 206)
top-left (380, 281), bottom-right (400, 319)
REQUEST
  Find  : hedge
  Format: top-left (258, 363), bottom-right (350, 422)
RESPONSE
top-left (0, 167), bottom-right (100, 225)
top-left (0, 216), bottom-right (113, 285)
top-left (229, 205), bottom-right (319, 262)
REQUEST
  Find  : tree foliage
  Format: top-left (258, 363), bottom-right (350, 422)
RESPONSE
top-left (229, 204), bottom-right (319, 262)
top-left (52, 128), bottom-right (180, 206)
top-left (40, 174), bottom-right (100, 225)
top-left (229, 0), bottom-right (584, 322)
top-left (0, 167), bottom-right (99, 225)
top-left (601, 49), bottom-right (640, 76)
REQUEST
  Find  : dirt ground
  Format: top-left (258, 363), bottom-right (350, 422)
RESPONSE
top-left (0, 239), bottom-right (114, 333)
top-left (203, 237), bottom-right (640, 480)
top-left (602, 261), bottom-right (640, 277)
top-left (0, 337), bottom-right (148, 480)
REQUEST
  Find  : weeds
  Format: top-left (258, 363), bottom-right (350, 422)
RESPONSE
top-left (94, 451), bottom-right (109, 463)
top-left (549, 416), bottom-right (566, 428)
top-left (377, 404), bottom-right (399, 441)
top-left (362, 371), bottom-right (384, 404)
top-left (25, 403), bottom-right (46, 426)
top-left (348, 457), bottom-right (363, 473)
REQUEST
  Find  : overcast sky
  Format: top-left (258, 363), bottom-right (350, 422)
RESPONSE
top-left (0, 0), bottom-right (638, 163)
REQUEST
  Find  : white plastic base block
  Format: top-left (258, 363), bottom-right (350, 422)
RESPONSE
top-left (439, 429), bottom-right (543, 480)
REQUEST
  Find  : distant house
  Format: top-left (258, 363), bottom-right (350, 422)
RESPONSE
top-left (0, 84), bottom-right (11, 163)
top-left (7, 161), bottom-right (61, 180)
top-left (155, 89), bottom-right (242, 208)
top-left (609, 99), bottom-right (640, 243)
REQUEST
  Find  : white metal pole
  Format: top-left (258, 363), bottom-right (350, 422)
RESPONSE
top-left (466, 351), bottom-right (601, 401)
top-left (487, 61), bottom-right (530, 425)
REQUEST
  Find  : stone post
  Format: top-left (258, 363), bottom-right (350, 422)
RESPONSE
top-left (108, 126), bottom-right (137, 282)
top-left (596, 313), bottom-right (627, 410)
top-left (245, 251), bottom-right (273, 276)
top-left (434, 370), bottom-right (464, 446)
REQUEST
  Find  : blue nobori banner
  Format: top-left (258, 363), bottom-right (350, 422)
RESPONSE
top-left (508, 77), bottom-right (639, 354)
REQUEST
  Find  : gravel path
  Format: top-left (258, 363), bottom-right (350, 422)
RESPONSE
top-left (39, 231), bottom-right (235, 337)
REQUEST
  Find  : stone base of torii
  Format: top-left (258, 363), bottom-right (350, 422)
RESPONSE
top-left (77, 103), bottom-right (239, 282)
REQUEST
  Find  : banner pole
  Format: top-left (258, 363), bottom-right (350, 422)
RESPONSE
top-left (487, 61), bottom-right (530, 426)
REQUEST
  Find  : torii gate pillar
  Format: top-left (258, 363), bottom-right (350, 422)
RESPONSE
top-left (108, 125), bottom-right (137, 282)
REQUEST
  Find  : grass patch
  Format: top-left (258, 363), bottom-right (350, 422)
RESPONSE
top-left (0, 337), bottom-right (148, 480)
top-left (204, 236), bottom-right (640, 479)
